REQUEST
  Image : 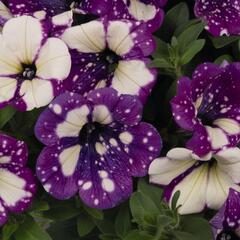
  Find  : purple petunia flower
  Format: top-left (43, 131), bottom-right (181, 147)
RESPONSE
top-left (0, 15), bottom-right (71, 111)
top-left (194, 0), bottom-right (240, 36)
top-left (61, 18), bottom-right (157, 103)
top-left (0, 134), bottom-right (36, 226)
top-left (149, 147), bottom-right (240, 215)
top-left (80, 0), bottom-right (166, 32)
top-left (171, 63), bottom-right (240, 157)
top-left (35, 88), bottom-right (162, 209)
top-left (211, 188), bottom-right (240, 240)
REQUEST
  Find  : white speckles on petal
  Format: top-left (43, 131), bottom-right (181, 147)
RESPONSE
top-left (119, 131), bottom-right (133, 144)
top-left (102, 178), bottom-right (115, 192)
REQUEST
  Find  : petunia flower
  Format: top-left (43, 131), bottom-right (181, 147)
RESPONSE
top-left (0, 15), bottom-right (71, 111)
top-left (148, 147), bottom-right (240, 215)
top-left (211, 188), bottom-right (240, 240)
top-left (61, 18), bottom-right (157, 103)
top-left (35, 88), bottom-right (162, 209)
top-left (194, 0), bottom-right (240, 36)
top-left (0, 134), bottom-right (36, 226)
top-left (171, 63), bottom-right (240, 157)
top-left (0, 0), bottom-right (73, 37)
top-left (79, 0), bottom-right (167, 32)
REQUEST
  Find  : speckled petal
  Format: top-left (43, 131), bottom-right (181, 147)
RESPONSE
top-left (194, 0), bottom-right (240, 36)
top-left (35, 91), bottom-right (90, 146)
top-left (0, 134), bottom-right (28, 166)
top-left (0, 165), bottom-right (36, 213)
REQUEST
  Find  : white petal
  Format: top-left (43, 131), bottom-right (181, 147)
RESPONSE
top-left (62, 21), bottom-right (106, 53)
top-left (36, 38), bottom-right (71, 81)
top-left (128, 0), bottom-right (157, 21)
top-left (149, 157), bottom-right (195, 185)
top-left (52, 10), bottom-right (73, 26)
top-left (167, 148), bottom-right (193, 161)
top-left (170, 165), bottom-right (208, 215)
top-left (214, 118), bottom-right (240, 135)
top-left (214, 148), bottom-right (240, 183)
top-left (56, 105), bottom-right (90, 138)
top-left (0, 77), bottom-right (17, 103)
top-left (107, 21), bottom-right (134, 55)
top-left (2, 16), bottom-right (43, 64)
top-left (20, 79), bottom-right (54, 111)
top-left (92, 105), bottom-right (112, 124)
top-left (0, 169), bottom-right (29, 206)
top-left (206, 165), bottom-right (240, 210)
top-left (111, 60), bottom-right (155, 96)
top-left (59, 144), bottom-right (81, 177)
top-left (206, 126), bottom-right (229, 149)
top-left (0, 35), bottom-right (22, 75)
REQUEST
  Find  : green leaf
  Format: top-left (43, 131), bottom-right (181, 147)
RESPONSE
top-left (0, 106), bottom-right (16, 129)
top-left (178, 22), bottom-right (205, 53)
top-left (150, 58), bottom-right (174, 69)
top-left (14, 216), bottom-right (52, 240)
top-left (153, 37), bottom-right (169, 58)
top-left (173, 231), bottom-right (196, 240)
top-left (180, 216), bottom-right (212, 240)
top-left (84, 205), bottom-right (104, 220)
top-left (180, 39), bottom-right (205, 65)
top-left (214, 55), bottom-right (233, 65)
top-left (2, 222), bottom-right (19, 240)
top-left (174, 19), bottom-right (201, 37)
top-left (42, 202), bottom-right (79, 221)
top-left (77, 213), bottom-right (95, 237)
top-left (211, 35), bottom-right (240, 48)
top-left (124, 230), bottom-right (153, 240)
top-left (93, 219), bottom-right (115, 234)
top-left (159, 3), bottom-right (189, 40)
top-left (137, 178), bottom-right (163, 207)
top-left (130, 192), bottom-right (159, 225)
top-left (171, 191), bottom-right (181, 210)
top-left (115, 204), bottom-right (131, 238)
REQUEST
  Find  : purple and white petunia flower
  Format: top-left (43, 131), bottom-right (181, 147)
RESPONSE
top-left (194, 0), bottom-right (240, 36)
top-left (0, 0), bottom-right (73, 37)
top-left (149, 147), bottom-right (240, 215)
top-left (35, 88), bottom-right (162, 209)
top-left (61, 19), bottom-right (157, 103)
top-left (79, 0), bottom-right (167, 32)
top-left (0, 15), bottom-right (71, 111)
top-left (171, 63), bottom-right (240, 157)
top-left (0, 134), bottom-right (36, 226)
top-left (211, 188), bottom-right (240, 240)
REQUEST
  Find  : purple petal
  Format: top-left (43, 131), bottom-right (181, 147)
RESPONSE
top-left (0, 134), bottom-right (28, 166)
top-left (171, 77), bottom-right (196, 131)
top-left (36, 144), bottom-right (80, 199)
top-left (194, 0), bottom-right (240, 36)
top-left (0, 165), bottom-right (36, 213)
top-left (125, 122), bottom-right (162, 177)
top-left (35, 91), bottom-right (90, 146)
top-left (0, 201), bottom-right (8, 226)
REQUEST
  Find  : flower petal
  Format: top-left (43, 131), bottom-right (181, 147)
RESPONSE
top-left (0, 165), bottom-right (36, 213)
top-left (2, 16), bottom-right (44, 64)
top-left (36, 38), bottom-right (71, 81)
top-left (17, 78), bottom-right (55, 111)
top-left (35, 92), bottom-right (90, 145)
top-left (36, 144), bottom-right (80, 199)
top-left (0, 134), bottom-right (28, 166)
top-left (111, 59), bottom-right (156, 102)
top-left (149, 156), bottom-right (195, 186)
top-left (0, 77), bottom-right (17, 107)
top-left (62, 21), bottom-right (106, 53)
top-left (206, 166), bottom-right (240, 210)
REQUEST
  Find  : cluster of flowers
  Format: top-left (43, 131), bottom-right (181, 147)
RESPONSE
top-left (0, 0), bottom-right (239, 239)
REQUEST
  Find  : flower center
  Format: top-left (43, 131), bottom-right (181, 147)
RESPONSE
top-left (102, 49), bottom-right (121, 73)
top-left (21, 64), bottom-right (37, 80)
top-left (197, 112), bottom-right (213, 126)
top-left (217, 229), bottom-right (240, 240)
top-left (78, 122), bottom-right (104, 145)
